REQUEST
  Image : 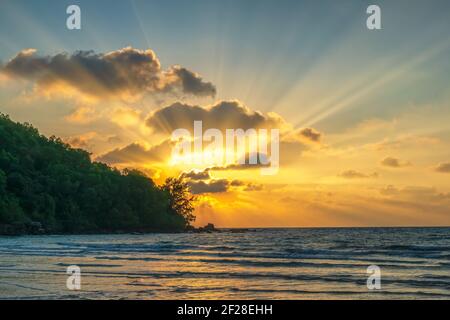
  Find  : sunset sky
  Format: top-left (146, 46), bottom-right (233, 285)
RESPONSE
top-left (1, 0), bottom-right (450, 227)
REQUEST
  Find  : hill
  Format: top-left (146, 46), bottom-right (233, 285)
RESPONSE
top-left (0, 113), bottom-right (194, 235)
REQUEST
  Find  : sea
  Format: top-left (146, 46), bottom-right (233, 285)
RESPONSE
top-left (0, 227), bottom-right (449, 299)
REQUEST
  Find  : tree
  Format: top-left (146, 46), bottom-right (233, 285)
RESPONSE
top-left (161, 177), bottom-right (196, 227)
top-left (0, 113), bottom-right (195, 234)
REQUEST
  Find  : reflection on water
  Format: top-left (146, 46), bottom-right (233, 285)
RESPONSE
top-left (0, 228), bottom-right (449, 299)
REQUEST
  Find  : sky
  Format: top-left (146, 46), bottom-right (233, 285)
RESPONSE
top-left (1, 0), bottom-right (450, 227)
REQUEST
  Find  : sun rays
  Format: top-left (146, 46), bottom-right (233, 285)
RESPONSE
top-left (1, 0), bottom-right (450, 227)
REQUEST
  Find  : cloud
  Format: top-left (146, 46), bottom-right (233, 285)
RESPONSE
top-left (188, 179), bottom-right (229, 194)
top-left (281, 127), bottom-right (323, 144)
top-left (297, 128), bottom-right (322, 143)
top-left (166, 66), bottom-right (216, 97)
top-left (181, 169), bottom-right (211, 180)
top-left (95, 99), bottom-right (314, 169)
top-left (64, 105), bottom-right (98, 124)
top-left (243, 183), bottom-right (264, 191)
top-left (110, 107), bottom-right (143, 128)
top-left (276, 128), bottom-right (321, 165)
top-left (180, 170), bottom-right (263, 194)
top-left (107, 135), bottom-right (122, 144)
top-left (230, 180), bottom-right (245, 186)
top-left (339, 170), bottom-right (378, 179)
top-left (434, 162), bottom-right (450, 173)
top-left (380, 185), bottom-right (450, 202)
top-left (96, 139), bottom-right (174, 165)
top-left (1, 47), bottom-right (216, 99)
top-left (380, 156), bottom-right (411, 168)
top-left (144, 100), bottom-right (318, 167)
top-left (64, 132), bottom-right (97, 149)
top-left (187, 178), bottom-right (262, 194)
top-left (146, 100), bottom-right (286, 134)
top-left (379, 185), bottom-right (400, 196)
top-left (225, 178), bottom-right (263, 191)
top-left (209, 152), bottom-right (271, 171)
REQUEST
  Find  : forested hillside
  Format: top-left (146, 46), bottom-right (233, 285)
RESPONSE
top-left (0, 114), bottom-right (194, 235)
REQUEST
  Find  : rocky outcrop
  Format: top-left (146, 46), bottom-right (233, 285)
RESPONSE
top-left (186, 223), bottom-right (219, 233)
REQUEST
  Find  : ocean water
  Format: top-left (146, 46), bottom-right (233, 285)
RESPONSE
top-left (0, 227), bottom-right (449, 300)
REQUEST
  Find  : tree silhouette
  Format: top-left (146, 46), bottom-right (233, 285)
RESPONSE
top-left (0, 113), bottom-right (195, 234)
top-left (162, 177), bottom-right (196, 227)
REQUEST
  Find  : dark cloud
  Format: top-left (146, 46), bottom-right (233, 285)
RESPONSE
top-left (181, 172), bottom-right (263, 194)
top-left (187, 179), bottom-right (229, 194)
top-left (380, 156), bottom-right (411, 168)
top-left (146, 100), bottom-right (285, 134)
top-left (186, 178), bottom-right (263, 194)
top-left (243, 183), bottom-right (264, 191)
top-left (167, 66), bottom-right (216, 97)
top-left (96, 140), bottom-right (174, 165)
top-left (298, 128), bottom-right (322, 143)
top-left (181, 169), bottom-right (211, 180)
top-left (339, 170), bottom-right (378, 179)
top-left (435, 162), bottom-right (450, 173)
top-left (230, 180), bottom-right (245, 186)
top-left (209, 152), bottom-right (271, 171)
top-left (1, 47), bottom-right (216, 98)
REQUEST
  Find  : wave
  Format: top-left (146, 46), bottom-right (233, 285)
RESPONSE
top-left (1, 228), bottom-right (449, 299)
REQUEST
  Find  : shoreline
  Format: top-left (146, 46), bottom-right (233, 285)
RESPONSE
top-left (1, 225), bottom-right (449, 237)
top-left (0, 222), bottom-right (229, 237)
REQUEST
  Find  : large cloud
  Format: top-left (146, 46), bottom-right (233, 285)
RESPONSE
top-left (146, 100), bottom-right (286, 134)
top-left (96, 99), bottom-right (319, 169)
top-left (1, 47), bottom-right (216, 98)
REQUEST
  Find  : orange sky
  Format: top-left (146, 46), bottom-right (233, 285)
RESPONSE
top-left (1, 1), bottom-right (450, 227)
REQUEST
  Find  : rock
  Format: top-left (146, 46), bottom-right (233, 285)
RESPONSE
top-left (204, 223), bottom-right (216, 232)
top-left (186, 223), bottom-right (219, 233)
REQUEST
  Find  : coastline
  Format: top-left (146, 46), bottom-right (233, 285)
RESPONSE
top-left (0, 222), bottom-right (225, 236)
top-left (1, 224), bottom-right (448, 237)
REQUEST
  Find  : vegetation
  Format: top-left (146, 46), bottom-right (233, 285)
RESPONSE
top-left (0, 113), bottom-right (195, 235)
top-left (161, 177), bottom-right (196, 227)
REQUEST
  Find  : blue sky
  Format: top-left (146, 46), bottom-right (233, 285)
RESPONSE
top-left (1, 0), bottom-right (450, 132)
top-left (4, 1), bottom-right (450, 127)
